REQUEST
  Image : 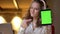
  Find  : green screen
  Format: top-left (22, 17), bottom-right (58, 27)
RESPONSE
top-left (41, 10), bottom-right (52, 24)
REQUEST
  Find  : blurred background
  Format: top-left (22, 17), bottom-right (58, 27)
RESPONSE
top-left (0, 0), bottom-right (60, 34)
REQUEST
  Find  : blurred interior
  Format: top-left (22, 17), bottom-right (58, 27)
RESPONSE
top-left (0, 0), bottom-right (60, 34)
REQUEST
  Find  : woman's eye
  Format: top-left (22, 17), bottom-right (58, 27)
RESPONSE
top-left (30, 7), bottom-right (40, 10)
top-left (35, 8), bottom-right (38, 10)
top-left (30, 7), bottom-right (33, 9)
top-left (35, 8), bottom-right (39, 10)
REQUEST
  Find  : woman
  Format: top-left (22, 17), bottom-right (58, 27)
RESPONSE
top-left (18, 0), bottom-right (52, 34)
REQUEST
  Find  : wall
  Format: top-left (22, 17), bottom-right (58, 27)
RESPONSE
top-left (52, 0), bottom-right (60, 34)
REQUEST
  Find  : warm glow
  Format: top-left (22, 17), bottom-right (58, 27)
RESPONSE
top-left (11, 16), bottom-right (22, 31)
top-left (0, 16), bottom-right (7, 24)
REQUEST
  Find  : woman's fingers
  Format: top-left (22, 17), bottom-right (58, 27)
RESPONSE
top-left (21, 19), bottom-right (32, 28)
top-left (23, 19), bottom-right (32, 23)
top-left (26, 19), bottom-right (32, 22)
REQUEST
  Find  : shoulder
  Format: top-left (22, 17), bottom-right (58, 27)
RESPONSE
top-left (42, 25), bottom-right (52, 29)
top-left (41, 25), bottom-right (52, 33)
top-left (44, 25), bottom-right (51, 27)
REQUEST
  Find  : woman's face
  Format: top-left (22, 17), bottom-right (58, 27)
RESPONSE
top-left (30, 2), bottom-right (41, 18)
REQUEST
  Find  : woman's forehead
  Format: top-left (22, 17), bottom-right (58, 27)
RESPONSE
top-left (31, 2), bottom-right (40, 8)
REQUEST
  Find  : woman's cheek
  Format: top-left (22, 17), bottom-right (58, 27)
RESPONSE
top-left (35, 10), bottom-right (39, 12)
top-left (30, 10), bottom-right (32, 15)
top-left (35, 10), bottom-right (39, 16)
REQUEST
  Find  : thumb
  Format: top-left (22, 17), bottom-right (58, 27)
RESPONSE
top-left (26, 19), bottom-right (32, 22)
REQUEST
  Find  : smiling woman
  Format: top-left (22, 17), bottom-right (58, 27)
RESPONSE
top-left (18, 0), bottom-right (52, 34)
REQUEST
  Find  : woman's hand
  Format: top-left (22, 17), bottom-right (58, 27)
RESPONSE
top-left (21, 19), bottom-right (32, 29)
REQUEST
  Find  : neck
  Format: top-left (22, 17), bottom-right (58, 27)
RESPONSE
top-left (33, 17), bottom-right (39, 24)
top-left (32, 17), bottom-right (39, 29)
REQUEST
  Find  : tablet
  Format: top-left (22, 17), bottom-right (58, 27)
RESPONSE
top-left (40, 9), bottom-right (52, 25)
